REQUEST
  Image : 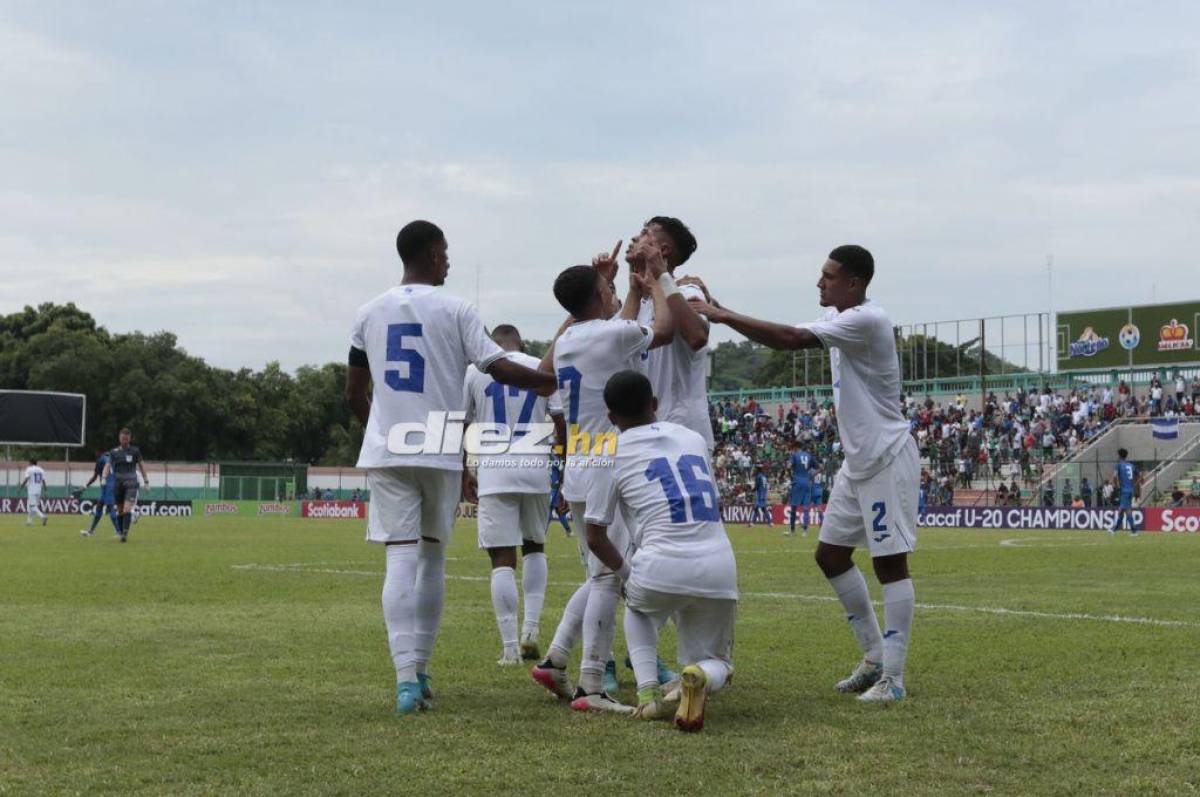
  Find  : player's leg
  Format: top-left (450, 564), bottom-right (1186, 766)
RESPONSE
top-left (858, 441), bottom-right (919, 704)
top-left (622, 583), bottom-right (678, 720)
top-left (113, 483), bottom-right (129, 540)
top-left (410, 469), bottom-right (460, 699)
top-left (571, 508), bottom-right (631, 713)
top-left (85, 499), bottom-right (105, 535)
top-left (531, 500), bottom-right (590, 699)
top-left (815, 469), bottom-right (884, 693)
top-left (519, 493), bottom-right (550, 660)
top-left (368, 467), bottom-right (427, 713)
top-left (478, 494), bottom-right (522, 665)
top-left (671, 597), bottom-right (737, 732)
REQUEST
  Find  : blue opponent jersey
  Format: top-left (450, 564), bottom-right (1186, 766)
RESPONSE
top-left (790, 452), bottom-right (815, 485)
top-left (1116, 461), bottom-right (1136, 493)
top-left (95, 454), bottom-right (116, 491)
top-left (755, 473), bottom-right (768, 497)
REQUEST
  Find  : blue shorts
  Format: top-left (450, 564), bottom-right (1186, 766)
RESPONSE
top-left (99, 490), bottom-right (115, 507)
top-left (755, 497), bottom-right (768, 508)
top-left (789, 483), bottom-right (811, 506)
top-left (1119, 492), bottom-right (1133, 509)
top-left (812, 489), bottom-right (824, 505)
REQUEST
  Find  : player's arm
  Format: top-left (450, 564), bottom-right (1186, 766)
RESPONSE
top-left (18, 476), bottom-right (27, 489)
top-left (345, 346), bottom-right (372, 426)
top-left (585, 522), bottom-right (629, 580)
top-left (138, 457), bottom-right (150, 486)
top-left (487, 359), bottom-right (557, 396)
top-left (538, 315), bottom-right (575, 374)
top-left (691, 299), bottom-right (819, 351)
top-left (101, 462), bottom-right (112, 482)
top-left (633, 271), bottom-right (674, 350)
top-left (670, 285), bottom-right (709, 351)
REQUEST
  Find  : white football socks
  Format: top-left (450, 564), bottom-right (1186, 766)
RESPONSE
top-left (697, 659), bottom-right (731, 693)
top-left (412, 539), bottom-right (446, 676)
top-left (579, 574), bottom-right (621, 693)
top-left (548, 580), bottom-right (590, 667)
top-left (623, 606), bottom-right (661, 692)
top-left (521, 552), bottom-right (548, 639)
top-left (882, 579), bottom-right (914, 687)
top-left (490, 566), bottom-right (519, 654)
top-left (828, 566), bottom-right (884, 663)
top-left (382, 544), bottom-right (419, 683)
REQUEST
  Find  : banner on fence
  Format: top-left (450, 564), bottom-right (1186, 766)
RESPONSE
top-left (199, 501), bottom-right (297, 517)
top-left (0, 497), bottom-right (194, 517)
top-left (300, 500), bottom-right (366, 519)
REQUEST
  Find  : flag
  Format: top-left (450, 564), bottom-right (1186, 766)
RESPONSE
top-left (1151, 418), bottom-right (1179, 440)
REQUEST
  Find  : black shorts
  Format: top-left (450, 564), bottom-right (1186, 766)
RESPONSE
top-left (114, 479), bottom-right (139, 506)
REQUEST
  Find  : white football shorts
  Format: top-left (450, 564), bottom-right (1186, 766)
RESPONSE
top-left (477, 492), bottom-right (549, 549)
top-left (624, 582), bottom-right (736, 668)
top-left (819, 436), bottom-right (919, 557)
top-left (366, 466), bottom-right (461, 544)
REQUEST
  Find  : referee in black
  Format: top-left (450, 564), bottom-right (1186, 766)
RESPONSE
top-left (102, 428), bottom-right (150, 543)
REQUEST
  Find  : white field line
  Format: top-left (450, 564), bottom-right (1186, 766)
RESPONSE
top-left (231, 563), bottom-right (1199, 629)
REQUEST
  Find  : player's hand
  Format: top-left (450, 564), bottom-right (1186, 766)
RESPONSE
top-left (677, 275), bottom-right (719, 307)
top-left (461, 471), bottom-right (478, 504)
top-left (555, 491), bottom-right (569, 517)
top-left (592, 240), bottom-right (621, 284)
top-left (688, 297), bottom-right (731, 324)
top-left (640, 243), bottom-right (667, 280)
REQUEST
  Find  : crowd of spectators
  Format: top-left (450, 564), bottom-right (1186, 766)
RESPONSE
top-left (708, 374), bottom-right (1200, 508)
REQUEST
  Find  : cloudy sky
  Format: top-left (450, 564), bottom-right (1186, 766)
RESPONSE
top-left (3, 1), bottom-right (1198, 371)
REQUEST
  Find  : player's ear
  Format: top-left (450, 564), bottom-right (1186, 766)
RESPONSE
top-left (607, 410), bottom-right (619, 427)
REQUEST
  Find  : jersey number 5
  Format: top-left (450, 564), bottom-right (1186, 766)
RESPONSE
top-left (385, 323), bottom-right (425, 393)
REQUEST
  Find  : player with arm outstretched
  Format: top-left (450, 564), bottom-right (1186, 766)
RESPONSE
top-left (1110, 448), bottom-right (1138, 535)
top-left (462, 324), bottom-right (563, 666)
top-left (345, 220), bottom-right (556, 716)
top-left (80, 449), bottom-right (120, 537)
top-left (689, 245), bottom-right (918, 704)
top-left (103, 429), bottom-right (149, 542)
top-left (584, 370), bottom-right (737, 732)
top-left (529, 248), bottom-right (674, 713)
top-left (19, 460), bottom-right (48, 527)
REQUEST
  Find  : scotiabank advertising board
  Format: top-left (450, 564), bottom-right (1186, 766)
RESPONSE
top-left (301, 500), bottom-right (366, 519)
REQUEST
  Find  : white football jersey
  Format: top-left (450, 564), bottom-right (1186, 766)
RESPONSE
top-left (799, 300), bottom-right (910, 480)
top-left (24, 465), bottom-right (45, 494)
top-left (636, 283), bottom-right (714, 450)
top-left (351, 284), bottom-right (505, 470)
top-left (552, 318), bottom-right (652, 502)
top-left (585, 421), bottom-right (737, 600)
top-left (464, 351), bottom-right (562, 496)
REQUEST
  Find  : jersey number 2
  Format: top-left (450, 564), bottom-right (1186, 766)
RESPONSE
top-left (385, 323), bottom-right (424, 393)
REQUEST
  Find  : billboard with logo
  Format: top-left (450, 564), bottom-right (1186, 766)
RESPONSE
top-left (1057, 300), bottom-right (1200, 371)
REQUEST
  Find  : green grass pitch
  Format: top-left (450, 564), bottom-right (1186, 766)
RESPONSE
top-left (2, 515), bottom-right (1198, 796)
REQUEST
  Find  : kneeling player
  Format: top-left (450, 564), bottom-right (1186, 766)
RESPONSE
top-left (463, 325), bottom-right (561, 665)
top-left (584, 371), bottom-right (737, 732)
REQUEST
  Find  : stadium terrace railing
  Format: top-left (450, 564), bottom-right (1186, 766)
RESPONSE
top-left (708, 365), bottom-right (1200, 405)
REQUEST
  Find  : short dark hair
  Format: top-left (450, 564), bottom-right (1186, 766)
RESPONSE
top-left (553, 265), bottom-right (600, 318)
top-left (603, 370), bottom-right (654, 419)
top-left (119, 427), bottom-right (131, 436)
top-left (491, 324), bottom-right (522, 348)
top-left (647, 216), bottom-right (697, 266)
top-left (1118, 448), bottom-right (1129, 459)
top-left (396, 220), bottom-right (445, 265)
top-left (829, 244), bottom-right (874, 286)
top-left (29, 458), bottom-right (37, 465)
